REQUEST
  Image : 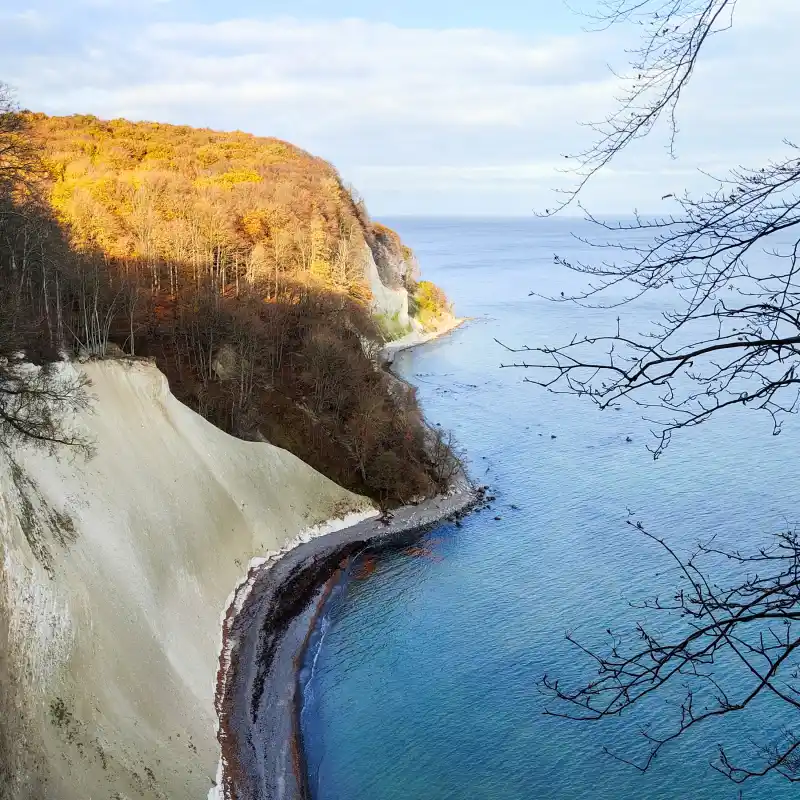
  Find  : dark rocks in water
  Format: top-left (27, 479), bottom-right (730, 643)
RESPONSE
top-left (455, 520), bottom-right (462, 528)
top-left (510, 504), bottom-right (520, 510)
top-left (486, 495), bottom-right (496, 502)
top-left (494, 516), bottom-right (502, 521)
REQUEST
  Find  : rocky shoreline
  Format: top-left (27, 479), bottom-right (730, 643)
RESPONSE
top-left (214, 477), bottom-right (481, 800)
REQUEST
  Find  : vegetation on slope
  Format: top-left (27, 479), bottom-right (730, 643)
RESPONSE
top-left (411, 280), bottom-right (453, 329)
top-left (0, 93), bottom-right (458, 504)
top-left (28, 112), bottom-right (373, 299)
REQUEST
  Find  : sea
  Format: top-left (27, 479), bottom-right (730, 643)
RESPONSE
top-left (297, 216), bottom-right (800, 800)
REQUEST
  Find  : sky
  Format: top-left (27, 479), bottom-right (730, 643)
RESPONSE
top-left (1, 0), bottom-right (798, 215)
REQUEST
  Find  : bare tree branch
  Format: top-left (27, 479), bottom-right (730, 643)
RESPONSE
top-left (542, 524), bottom-right (800, 783)
top-left (552, 0), bottom-right (737, 211)
top-left (0, 82), bottom-right (92, 453)
top-left (523, 1), bottom-right (800, 784)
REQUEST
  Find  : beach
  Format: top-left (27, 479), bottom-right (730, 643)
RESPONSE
top-left (214, 476), bottom-right (479, 799)
top-left (380, 315), bottom-right (467, 365)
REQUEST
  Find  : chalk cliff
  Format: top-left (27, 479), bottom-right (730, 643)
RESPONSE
top-left (0, 359), bottom-right (374, 800)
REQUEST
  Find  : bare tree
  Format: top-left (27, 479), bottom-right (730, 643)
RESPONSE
top-left (557, 0), bottom-right (737, 205)
top-left (505, 0), bottom-right (798, 460)
top-left (542, 520), bottom-right (800, 783)
top-left (0, 353), bottom-right (91, 452)
top-left (498, 0), bottom-right (800, 785)
top-left (428, 426), bottom-right (463, 491)
top-left (0, 83), bottom-right (91, 452)
top-left (0, 83), bottom-right (39, 193)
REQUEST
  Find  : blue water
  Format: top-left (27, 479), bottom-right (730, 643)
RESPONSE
top-left (300, 217), bottom-right (800, 799)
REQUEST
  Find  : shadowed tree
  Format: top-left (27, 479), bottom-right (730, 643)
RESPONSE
top-left (0, 83), bottom-right (38, 192)
top-left (0, 81), bottom-right (458, 498)
top-left (0, 82), bottom-right (90, 453)
top-left (501, 0), bottom-right (800, 784)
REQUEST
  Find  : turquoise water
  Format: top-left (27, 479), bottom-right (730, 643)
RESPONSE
top-left (299, 217), bottom-right (800, 799)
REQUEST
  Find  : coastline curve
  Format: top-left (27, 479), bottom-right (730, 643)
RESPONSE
top-left (215, 478), bottom-right (479, 800)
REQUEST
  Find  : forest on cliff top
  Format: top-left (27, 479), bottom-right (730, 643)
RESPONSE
top-left (0, 93), bottom-right (457, 504)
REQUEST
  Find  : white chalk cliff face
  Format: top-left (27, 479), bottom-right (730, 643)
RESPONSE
top-left (364, 243), bottom-right (411, 328)
top-left (364, 234), bottom-right (461, 359)
top-left (0, 360), bottom-right (373, 800)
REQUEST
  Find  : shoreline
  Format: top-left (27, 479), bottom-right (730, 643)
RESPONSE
top-left (215, 477), bottom-right (480, 800)
top-left (380, 314), bottom-right (467, 365)
top-left (213, 314), bottom-right (473, 799)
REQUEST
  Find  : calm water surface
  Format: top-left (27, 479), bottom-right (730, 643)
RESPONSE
top-left (299, 217), bottom-right (800, 800)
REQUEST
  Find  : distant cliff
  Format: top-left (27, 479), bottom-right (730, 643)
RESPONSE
top-left (364, 222), bottom-right (453, 340)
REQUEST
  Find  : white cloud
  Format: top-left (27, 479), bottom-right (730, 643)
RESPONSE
top-left (0, 8), bottom-right (48, 29)
top-left (17, 17), bottom-right (618, 131)
top-left (734, 0), bottom-right (800, 27)
top-left (2, 3), bottom-right (798, 213)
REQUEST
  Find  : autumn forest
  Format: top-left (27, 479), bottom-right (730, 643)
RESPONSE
top-left (0, 88), bottom-right (456, 504)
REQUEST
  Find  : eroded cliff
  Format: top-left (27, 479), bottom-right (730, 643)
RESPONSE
top-left (0, 359), bottom-right (374, 800)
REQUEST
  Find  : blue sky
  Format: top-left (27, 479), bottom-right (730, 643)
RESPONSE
top-left (2, 0), bottom-right (798, 215)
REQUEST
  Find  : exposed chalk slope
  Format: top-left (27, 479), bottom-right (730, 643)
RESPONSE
top-left (365, 243), bottom-right (411, 327)
top-left (0, 359), bottom-right (374, 800)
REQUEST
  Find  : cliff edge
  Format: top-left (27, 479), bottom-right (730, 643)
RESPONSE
top-left (0, 359), bottom-right (374, 800)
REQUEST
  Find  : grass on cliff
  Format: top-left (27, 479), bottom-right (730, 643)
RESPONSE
top-left (375, 311), bottom-right (412, 342)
